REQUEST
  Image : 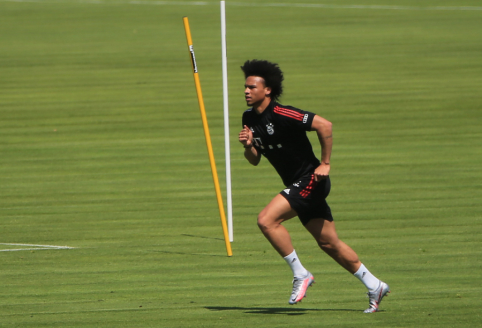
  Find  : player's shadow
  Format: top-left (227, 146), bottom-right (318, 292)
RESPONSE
top-left (205, 306), bottom-right (360, 315)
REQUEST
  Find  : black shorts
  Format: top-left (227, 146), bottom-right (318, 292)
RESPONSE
top-left (280, 173), bottom-right (333, 226)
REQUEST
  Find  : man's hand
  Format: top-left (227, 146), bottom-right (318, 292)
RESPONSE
top-left (239, 125), bottom-right (253, 147)
top-left (239, 125), bottom-right (260, 166)
top-left (314, 163), bottom-right (330, 182)
top-left (311, 115), bottom-right (332, 182)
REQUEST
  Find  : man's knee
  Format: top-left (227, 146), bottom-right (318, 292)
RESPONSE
top-left (317, 238), bottom-right (342, 253)
top-left (257, 212), bottom-right (276, 232)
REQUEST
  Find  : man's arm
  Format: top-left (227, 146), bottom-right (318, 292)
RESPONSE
top-left (239, 125), bottom-right (261, 166)
top-left (311, 115), bottom-right (332, 181)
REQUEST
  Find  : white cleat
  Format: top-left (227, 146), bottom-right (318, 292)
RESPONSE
top-left (289, 271), bottom-right (315, 305)
top-left (364, 281), bottom-right (390, 313)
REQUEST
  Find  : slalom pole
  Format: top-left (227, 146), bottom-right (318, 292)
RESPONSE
top-left (220, 1), bottom-right (233, 242)
top-left (183, 17), bottom-right (233, 257)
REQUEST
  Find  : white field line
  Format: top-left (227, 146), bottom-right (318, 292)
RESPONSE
top-left (0, 243), bottom-right (76, 252)
top-left (1, 0), bottom-right (482, 11)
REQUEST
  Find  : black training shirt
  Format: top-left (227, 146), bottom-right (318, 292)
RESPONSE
top-left (242, 101), bottom-right (320, 186)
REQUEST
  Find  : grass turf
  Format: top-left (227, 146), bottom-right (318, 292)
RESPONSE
top-left (1, 0), bottom-right (481, 327)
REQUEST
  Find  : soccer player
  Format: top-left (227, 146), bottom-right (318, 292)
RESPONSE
top-left (238, 59), bottom-right (390, 313)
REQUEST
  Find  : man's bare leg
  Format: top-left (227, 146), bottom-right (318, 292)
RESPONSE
top-left (257, 194), bottom-right (315, 304)
top-left (257, 194), bottom-right (297, 257)
top-left (305, 218), bottom-right (390, 312)
top-left (304, 219), bottom-right (361, 273)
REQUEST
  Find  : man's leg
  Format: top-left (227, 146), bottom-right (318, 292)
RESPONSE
top-left (305, 219), bottom-right (390, 312)
top-left (257, 194), bottom-right (314, 304)
top-left (304, 219), bottom-right (361, 273)
top-left (257, 194), bottom-right (297, 257)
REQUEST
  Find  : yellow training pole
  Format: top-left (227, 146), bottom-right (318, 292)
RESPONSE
top-left (183, 17), bottom-right (232, 257)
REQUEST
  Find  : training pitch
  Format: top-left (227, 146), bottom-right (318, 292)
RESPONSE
top-left (1, 0), bottom-right (481, 327)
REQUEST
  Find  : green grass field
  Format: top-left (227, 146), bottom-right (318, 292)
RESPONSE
top-left (1, 0), bottom-right (481, 327)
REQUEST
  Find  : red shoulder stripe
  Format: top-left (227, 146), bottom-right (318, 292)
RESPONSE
top-left (274, 106), bottom-right (304, 121)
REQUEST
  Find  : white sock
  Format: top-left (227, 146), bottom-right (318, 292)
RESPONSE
top-left (283, 250), bottom-right (308, 279)
top-left (354, 263), bottom-right (381, 292)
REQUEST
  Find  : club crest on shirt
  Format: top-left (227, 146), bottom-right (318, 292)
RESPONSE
top-left (266, 123), bottom-right (274, 135)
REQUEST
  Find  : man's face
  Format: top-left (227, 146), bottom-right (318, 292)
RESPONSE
top-left (244, 76), bottom-right (271, 107)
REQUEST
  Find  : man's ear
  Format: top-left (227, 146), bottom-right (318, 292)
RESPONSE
top-left (265, 87), bottom-right (272, 96)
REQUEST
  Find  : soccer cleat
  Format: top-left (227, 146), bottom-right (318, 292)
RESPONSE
top-left (289, 271), bottom-right (315, 305)
top-left (364, 281), bottom-right (390, 313)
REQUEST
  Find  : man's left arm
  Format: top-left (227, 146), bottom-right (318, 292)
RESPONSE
top-left (311, 115), bottom-right (333, 181)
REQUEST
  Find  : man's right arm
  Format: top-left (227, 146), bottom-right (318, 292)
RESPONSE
top-left (239, 125), bottom-right (261, 166)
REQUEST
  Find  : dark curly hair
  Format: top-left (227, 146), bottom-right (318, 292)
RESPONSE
top-left (240, 59), bottom-right (284, 102)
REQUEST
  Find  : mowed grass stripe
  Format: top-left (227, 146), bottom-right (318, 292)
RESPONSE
top-left (3, 0), bottom-right (482, 11)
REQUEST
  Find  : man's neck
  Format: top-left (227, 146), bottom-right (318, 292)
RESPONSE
top-left (253, 98), bottom-right (272, 115)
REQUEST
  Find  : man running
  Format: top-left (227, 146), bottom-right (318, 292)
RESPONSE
top-left (238, 59), bottom-right (390, 313)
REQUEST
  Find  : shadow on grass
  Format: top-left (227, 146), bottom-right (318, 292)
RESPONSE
top-left (182, 234), bottom-right (224, 241)
top-left (155, 250), bottom-right (225, 257)
top-left (205, 306), bottom-right (360, 315)
top-left (151, 234), bottom-right (227, 257)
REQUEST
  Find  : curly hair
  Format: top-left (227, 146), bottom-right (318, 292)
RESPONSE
top-left (240, 59), bottom-right (284, 102)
